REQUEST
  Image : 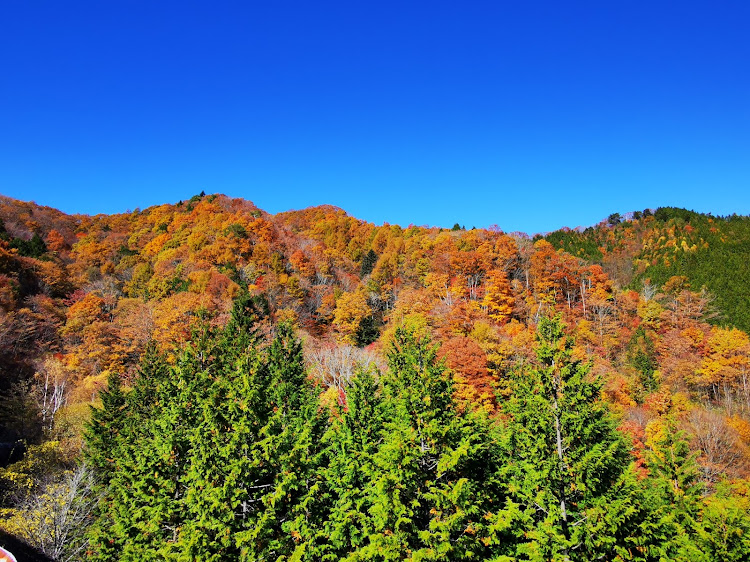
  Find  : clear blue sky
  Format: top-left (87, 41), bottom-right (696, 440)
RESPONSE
top-left (1, 1), bottom-right (748, 234)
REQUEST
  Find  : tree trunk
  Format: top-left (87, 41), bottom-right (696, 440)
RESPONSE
top-left (551, 360), bottom-right (571, 546)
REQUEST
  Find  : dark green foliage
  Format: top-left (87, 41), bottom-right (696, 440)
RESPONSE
top-left (628, 326), bottom-right (658, 395)
top-left (84, 371), bottom-right (127, 481)
top-left (544, 228), bottom-right (605, 261)
top-left (653, 207), bottom-right (702, 223)
top-left (115, 244), bottom-right (137, 258)
top-left (6, 232), bottom-right (48, 258)
top-left (224, 223), bottom-right (247, 238)
top-left (186, 191), bottom-right (206, 208)
top-left (167, 274), bottom-right (190, 294)
top-left (354, 314), bottom-right (379, 347)
top-left (544, 207), bottom-right (750, 332)
top-left (608, 212), bottom-right (622, 226)
top-left (635, 209), bottom-right (750, 332)
top-left (227, 291), bottom-right (269, 336)
top-left (360, 248), bottom-right (378, 276)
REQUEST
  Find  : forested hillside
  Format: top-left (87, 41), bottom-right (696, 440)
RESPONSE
top-left (1, 193), bottom-right (750, 560)
top-left (544, 207), bottom-right (750, 332)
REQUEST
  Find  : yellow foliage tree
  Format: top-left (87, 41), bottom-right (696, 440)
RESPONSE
top-left (482, 269), bottom-right (514, 324)
top-left (697, 326), bottom-right (750, 400)
top-left (332, 289), bottom-right (371, 345)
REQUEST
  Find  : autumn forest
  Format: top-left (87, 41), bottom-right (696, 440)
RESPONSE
top-left (1, 193), bottom-right (750, 561)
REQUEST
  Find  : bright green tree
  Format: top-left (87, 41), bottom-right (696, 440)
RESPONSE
top-left (181, 321), bottom-right (327, 561)
top-left (286, 365), bottom-right (386, 561)
top-left (86, 343), bottom-right (179, 561)
top-left (85, 294), bottom-right (296, 561)
top-left (638, 416), bottom-right (707, 561)
top-left (492, 316), bottom-right (645, 561)
top-left (696, 482), bottom-right (750, 561)
top-left (342, 327), bottom-right (502, 561)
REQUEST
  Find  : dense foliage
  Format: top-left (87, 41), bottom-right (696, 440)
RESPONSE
top-left (543, 207), bottom-right (750, 332)
top-left (1, 194), bottom-right (750, 559)
top-left (80, 310), bottom-right (750, 560)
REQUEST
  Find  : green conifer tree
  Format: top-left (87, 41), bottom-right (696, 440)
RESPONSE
top-left (180, 321), bottom-right (326, 561)
top-left (360, 249), bottom-right (378, 277)
top-left (84, 371), bottom-right (128, 562)
top-left (638, 416), bottom-right (707, 561)
top-left (696, 482), bottom-right (750, 561)
top-left (86, 332), bottom-right (216, 560)
top-left (294, 366), bottom-right (386, 561)
top-left (87, 295), bottom-right (319, 562)
top-left (628, 326), bottom-right (658, 395)
top-left (492, 316), bottom-right (644, 561)
top-left (344, 328), bottom-right (501, 560)
top-left (85, 371), bottom-right (126, 481)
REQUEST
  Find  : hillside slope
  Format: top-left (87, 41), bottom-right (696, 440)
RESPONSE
top-left (0, 193), bottom-right (749, 479)
top-left (544, 207), bottom-right (750, 332)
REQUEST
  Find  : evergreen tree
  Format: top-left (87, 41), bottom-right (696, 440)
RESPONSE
top-left (224, 291), bottom-right (269, 342)
top-left (294, 365), bottom-right (386, 561)
top-left (178, 330), bottom-right (268, 560)
top-left (9, 231), bottom-right (47, 257)
top-left (493, 316), bottom-right (644, 560)
top-left (118, 344), bottom-right (209, 560)
top-left (628, 326), bottom-right (658, 395)
top-left (87, 296), bottom-right (305, 561)
top-left (28, 232), bottom-right (48, 257)
top-left (253, 322), bottom-right (328, 559)
top-left (647, 417), bottom-right (703, 524)
top-left (84, 371), bottom-right (128, 562)
top-left (180, 321), bottom-right (326, 561)
top-left (85, 371), bottom-right (127, 482)
top-left (637, 416), bottom-right (708, 561)
top-left (343, 328), bottom-right (502, 560)
top-left (86, 342), bottom-right (186, 561)
top-left (360, 249), bottom-right (378, 277)
top-left (355, 314), bottom-right (379, 347)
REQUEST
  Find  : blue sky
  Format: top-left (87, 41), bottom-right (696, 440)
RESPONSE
top-left (1, 1), bottom-right (748, 234)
